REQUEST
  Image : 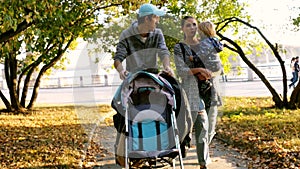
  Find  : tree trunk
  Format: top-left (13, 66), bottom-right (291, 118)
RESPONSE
top-left (19, 45), bottom-right (53, 107)
top-left (0, 20), bottom-right (34, 44)
top-left (0, 90), bottom-right (12, 112)
top-left (27, 59), bottom-right (58, 109)
top-left (20, 64), bottom-right (39, 107)
top-left (27, 36), bottom-right (74, 109)
top-left (289, 84), bottom-right (300, 109)
top-left (4, 56), bottom-right (26, 113)
top-left (218, 33), bottom-right (284, 108)
top-left (217, 17), bottom-right (286, 108)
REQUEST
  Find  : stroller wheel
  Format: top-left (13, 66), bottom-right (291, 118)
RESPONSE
top-left (130, 159), bottom-right (149, 168)
top-left (180, 144), bottom-right (188, 158)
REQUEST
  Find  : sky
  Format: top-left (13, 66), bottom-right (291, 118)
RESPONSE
top-left (246, 0), bottom-right (300, 46)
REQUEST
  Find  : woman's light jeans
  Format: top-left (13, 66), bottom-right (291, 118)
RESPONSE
top-left (194, 104), bottom-right (218, 166)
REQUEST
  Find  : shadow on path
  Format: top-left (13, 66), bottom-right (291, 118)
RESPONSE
top-left (97, 126), bottom-right (249, 169)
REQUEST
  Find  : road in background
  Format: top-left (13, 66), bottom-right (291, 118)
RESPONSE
top-left (0, 80), bottom-right (289, 107)
top-left (44, 80), bottom-right (287, 105)
top-left (220, 80), bottom-right (286, 97)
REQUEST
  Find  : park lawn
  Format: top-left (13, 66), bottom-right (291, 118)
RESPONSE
top-left (0, 97), bottom-right (299, 168)
top-left (0, 104), bottom-right (112, 169)
top-left (218, 97), bottom-right (300, 168)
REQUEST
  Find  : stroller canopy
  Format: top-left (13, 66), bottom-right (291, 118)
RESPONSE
top-left (118, 71), bottom-right (176, 110)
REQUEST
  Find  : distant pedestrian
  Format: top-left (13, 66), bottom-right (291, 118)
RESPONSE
top-left (221, 68), bottom-right (227, 82)
top-left (289, 56), bottom-right (300, 89)
top-left (289, 57), bottom-right (296, 82)
top-left (104, 74), bottom-right (108, 86)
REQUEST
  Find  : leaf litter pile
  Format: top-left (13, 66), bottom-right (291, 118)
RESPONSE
top-left (0, 105), bottom-right (113, 168)
top-left (218, 97), bottom-right (300, 169)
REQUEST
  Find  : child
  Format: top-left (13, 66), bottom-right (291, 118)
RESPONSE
top-left (191, 21), bottom-right (223, 107)
top-left (196, 21), bottom-right (223, 75)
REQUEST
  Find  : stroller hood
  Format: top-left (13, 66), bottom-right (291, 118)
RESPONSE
top-left (113, 71), bottom-right (176, 112)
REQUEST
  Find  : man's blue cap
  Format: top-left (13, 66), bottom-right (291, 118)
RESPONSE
top-left (138, 3), bottom-right (166, 18)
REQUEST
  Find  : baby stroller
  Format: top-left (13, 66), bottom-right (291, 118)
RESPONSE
top-left (112, 70), bottom-right (192, 169)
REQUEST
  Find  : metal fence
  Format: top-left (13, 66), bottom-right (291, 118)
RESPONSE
top-left (0, 64), bottom-right (291, 89)
top-left (224, 64), bottom-right (291, 82)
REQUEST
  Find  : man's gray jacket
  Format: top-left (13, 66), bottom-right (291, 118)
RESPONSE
top-left (114, 21), bottom-right (170, 72)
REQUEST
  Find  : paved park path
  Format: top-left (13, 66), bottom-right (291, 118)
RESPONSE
top-left (97, 125), bottom-right (249, 169)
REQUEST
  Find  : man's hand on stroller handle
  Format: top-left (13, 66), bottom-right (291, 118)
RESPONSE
top-left (162, 66), bottom-right (175, 77)
top-left (114, 60), bottom-right (129, 80)
top-left (119, 70), bottom-right (129, 80)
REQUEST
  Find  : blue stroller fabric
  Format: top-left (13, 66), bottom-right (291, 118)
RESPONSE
top-left (132, 120), bottom-right (169, 151)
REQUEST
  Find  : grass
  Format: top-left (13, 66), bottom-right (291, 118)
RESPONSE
top-left (218, 97), bottom-right (300, 168)
top-left (0, 105), bottom-right (113, 169)
top-left (0, 98), bottom-right (299, 168)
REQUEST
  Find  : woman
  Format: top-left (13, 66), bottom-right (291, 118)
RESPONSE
top-left (174, 16), bottom-right (216, 169)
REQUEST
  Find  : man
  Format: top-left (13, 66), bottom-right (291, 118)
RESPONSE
top-left (113, 3), bottom-right (173, 80)
top-left (112, 4), bottom-right (174, 167)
